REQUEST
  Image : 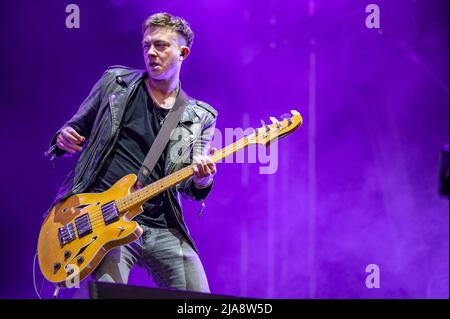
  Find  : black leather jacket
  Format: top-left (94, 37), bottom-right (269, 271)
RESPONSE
top-left (45, 65), bottom-right (218, 252)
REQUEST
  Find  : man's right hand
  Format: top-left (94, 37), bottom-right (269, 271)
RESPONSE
top-left (56, 126), bottom-right (86, 154)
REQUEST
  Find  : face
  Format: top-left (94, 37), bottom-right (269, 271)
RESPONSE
top-left (142, 26), bottom-right (188, 81)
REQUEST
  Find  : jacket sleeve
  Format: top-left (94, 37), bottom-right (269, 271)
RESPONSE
top-left (177, 111), bottom-right (217, 201)
top-left (45, 70), bottom-right (111, 159)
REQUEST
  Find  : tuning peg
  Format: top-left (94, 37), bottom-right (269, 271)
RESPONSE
top-left (261, 120), bottom-right (271, 132)
top-left (280, 113), bottom-right (292, 126)
top-left (269, 116), bottom-right (283, 129)
top-left (290, 110), bottom-right (300, 116)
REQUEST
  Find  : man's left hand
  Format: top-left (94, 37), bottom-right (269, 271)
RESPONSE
top-left (192, 148), bottom-right (217, 188)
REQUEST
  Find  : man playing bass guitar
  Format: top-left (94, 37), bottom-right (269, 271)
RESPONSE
top-left (45, 12), bottom-right (217, 293)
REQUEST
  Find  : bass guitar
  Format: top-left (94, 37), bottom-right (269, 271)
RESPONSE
top-left (38, 110), bottom-right (303, 286)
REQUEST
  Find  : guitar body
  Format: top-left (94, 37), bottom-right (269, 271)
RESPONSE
top-left (37, 174), bottom-right (143, 287)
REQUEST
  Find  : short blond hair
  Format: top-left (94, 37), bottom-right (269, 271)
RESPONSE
top-left (142, 12), bottom-right (194, 48)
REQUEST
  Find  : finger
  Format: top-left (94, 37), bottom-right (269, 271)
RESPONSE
top-left (65, 127), bottom-right (85, 143)
top-left (199, 159), bottom-right (209, 176)
top-left (203, 166), bottom-right (212, 176)
top-left (194, 163), bottom-right (203, 177)
top-left (59, 140), bottom-right (80, 153)
top-left (61, 130), bottom-right (82, 144)
top-left (204, 159), bottom-right (216, 174)
top-left (65, 126), bottom-right (84, 141)
top-left (203, 157), bottom-right (214, 165)
top-left (207, 162), bottom-right (216, 174)
top-left (66, 141), bottom-right (83, 152)
top-left (192, 164), bottom-right (200, 177)
top-left (57, 136), bottom-right (72, 152)
top-left (57, 139), bottom-right (76, 154)
top-left (210, 147), bottom-right (217, 155)
top-left (196, 161), bottom-right (208, 177)
top-left (194, 166), bottom-right (202, 178)
top-left (135, 181), bottom-right (143, 190)
top-left (58, 138), bottom-right (82, 153)
top-left (202, 162), bottom-right (213, 177)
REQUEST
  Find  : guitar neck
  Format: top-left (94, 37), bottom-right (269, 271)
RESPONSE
top-left (115, 136), bottom-right (251, 212)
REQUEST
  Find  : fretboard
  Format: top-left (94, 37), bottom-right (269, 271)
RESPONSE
top-left (115, 136), bottom-right (251, 212)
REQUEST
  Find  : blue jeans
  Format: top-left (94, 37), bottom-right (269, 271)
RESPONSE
top-left (91, 224), bottom-right (210, 293)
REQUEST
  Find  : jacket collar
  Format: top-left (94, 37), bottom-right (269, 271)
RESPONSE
top-left (118, 69), bottom-right (200, 123)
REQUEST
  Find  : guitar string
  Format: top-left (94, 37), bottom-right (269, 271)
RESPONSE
top-left (69, 165), bottom-right (195, 230)
top-left (71, 149), bottom-right (233, 231)
top-left (67, 135), bottom-right (259, 231)
top-left (78, 137), bottom-right (248, 228)
top-left (82, 139), bottom-right (246, 228)
top-left (77, 135), bottom-right (254, 230)
top-left (58, 123), bottom-right (288, 230)
top-left (64, 138), bottom-right (250, 231)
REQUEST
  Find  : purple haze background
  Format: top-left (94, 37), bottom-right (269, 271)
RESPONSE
top-left (0, 0), bottom-right (448, 298)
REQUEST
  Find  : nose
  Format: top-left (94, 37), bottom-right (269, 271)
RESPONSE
top-left (146, 45), bottom-right (157, 57)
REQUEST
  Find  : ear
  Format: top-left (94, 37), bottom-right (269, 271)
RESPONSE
top-left (179, 46), bottom-right (190, 61)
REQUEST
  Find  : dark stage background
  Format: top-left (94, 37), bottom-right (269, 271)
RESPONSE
top-left (0, 0), bottom-right (448, 298)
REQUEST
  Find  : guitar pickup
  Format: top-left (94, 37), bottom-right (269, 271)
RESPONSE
top-left (74, 214), bottom-right (93, 238)
top-left (58, 223), bottom-right (76, 246)
top-left (101, 201), bottom-right (119, 225)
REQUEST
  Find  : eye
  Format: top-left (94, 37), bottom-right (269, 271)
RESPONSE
top-left (155, 41), bottom-right (169, 49)
top-left (142, 41), bottom-right (169, 52)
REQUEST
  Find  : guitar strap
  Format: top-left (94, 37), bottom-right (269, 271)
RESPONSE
top-left (137, 87), bottom-right (189, 187)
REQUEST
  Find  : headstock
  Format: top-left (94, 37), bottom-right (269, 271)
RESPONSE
top-left (248, 110), bottom-right (303, 145)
